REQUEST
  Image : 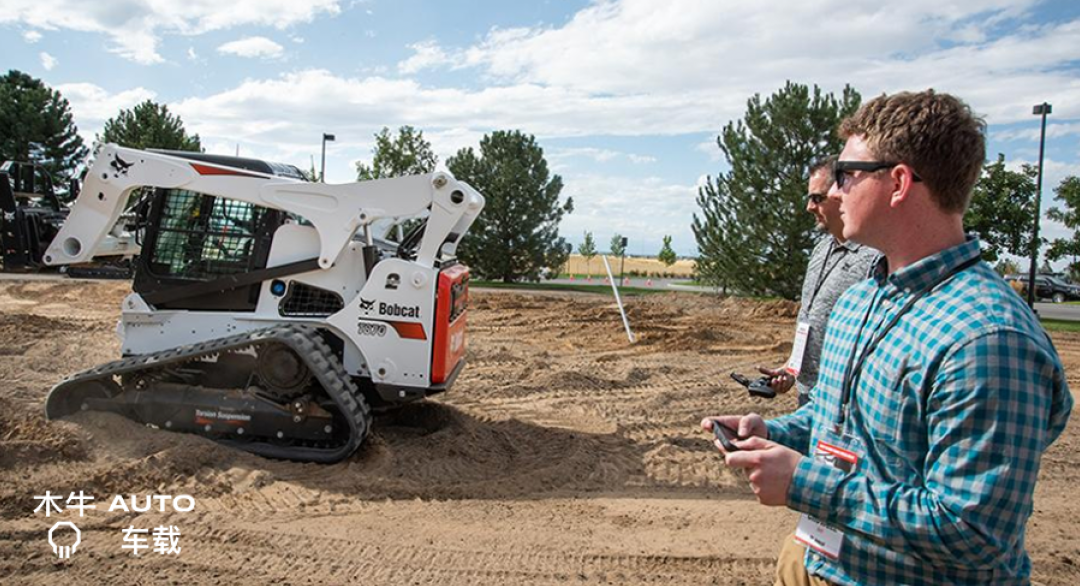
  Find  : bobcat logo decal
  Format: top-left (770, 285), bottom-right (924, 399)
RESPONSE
top-left (358, 297), bottom-right (376, 314)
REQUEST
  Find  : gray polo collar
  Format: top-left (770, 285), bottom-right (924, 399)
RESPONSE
top-left (832, 237), bottom-right (862, 253)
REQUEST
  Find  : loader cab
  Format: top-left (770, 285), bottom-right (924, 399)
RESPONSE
top-left (133, 152), bottom-right (306, 311)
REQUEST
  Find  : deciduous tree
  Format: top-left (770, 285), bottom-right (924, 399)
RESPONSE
top-left (579, 231), bottom-right (597, 277)
top-left (1047, 176), bottom-right (1080, 275)
top-left (964, 154), bottom-right (1038, 263)
top-left (356, 126), bottom-right (437, 180)
top-left (658, 235), bottom-right (676, 266)
top-left (609, 233), bottom-right (626, 257)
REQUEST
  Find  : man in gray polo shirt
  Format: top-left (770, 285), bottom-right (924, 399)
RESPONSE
top-left (759, 156), bottom-right (880, 406)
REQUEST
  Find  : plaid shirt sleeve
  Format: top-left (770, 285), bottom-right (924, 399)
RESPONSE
top-left (766, 403), bottom-right (814, 455)
top-left (785, 327), bottom-right (1071, 568)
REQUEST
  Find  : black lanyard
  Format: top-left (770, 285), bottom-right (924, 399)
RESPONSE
top-left (834, 256), bottom-right (981, 433)
top-left (806, 241), bottom-right (845, 315)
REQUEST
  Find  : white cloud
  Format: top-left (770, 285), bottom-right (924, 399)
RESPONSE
top-left (559, 173), bottom-right (700, 256)
top-left (457, 0), bottom-right (996, 90)
top-left (548, 147), bottom-right (657, 169)
top-left (23, 29), bottom-right (42, 43)
top-left (550, 148), bottom-right (621, 164)
top-left (418, 0), bottom-right (1079, 126)
top-left (0, 1), bottom-right (340, 64)
top-left (217, 36), bottom-right (285, 59)
top-left (398, 40), bottom-right (457, 74)
top-left (187, 47), bottom-right (198, 61)
top-left (54, 83), bottom-right (157, 146)
top-left (696, 138), bottom-right (723, 162)
top-left (167, 69), bottom-right (728, 150)
top-left (31, 2), bottom-right (1080, 152)
top-left (993, 122), bottom-right (1080, 143)
top-left (40, 52), bottom-right (56, 71)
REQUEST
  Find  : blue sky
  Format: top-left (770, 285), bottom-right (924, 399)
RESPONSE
top-left (3, 0), bottom-right (1079, 261)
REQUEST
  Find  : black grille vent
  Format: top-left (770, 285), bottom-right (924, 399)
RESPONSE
top-left (279, 282), bottom-right (344, 317)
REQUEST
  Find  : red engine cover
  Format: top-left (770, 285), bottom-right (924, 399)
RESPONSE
top-left (431, 264), bottom-right (469, 384)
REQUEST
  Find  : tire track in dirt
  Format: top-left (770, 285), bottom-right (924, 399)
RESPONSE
top-left (160, 525), bottom-right (779, 585)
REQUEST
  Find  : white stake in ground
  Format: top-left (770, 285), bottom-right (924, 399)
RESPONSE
top-left (602, 255), bottom-right (635, 343)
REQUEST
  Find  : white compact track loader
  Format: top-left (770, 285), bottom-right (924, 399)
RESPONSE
top-left (42, 144), bottom-right (484, 463)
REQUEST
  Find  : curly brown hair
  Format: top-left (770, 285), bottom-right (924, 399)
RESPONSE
top-left (838, 90), bottom-right (985, 214)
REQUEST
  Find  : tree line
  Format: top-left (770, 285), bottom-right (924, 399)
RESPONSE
top-left (6, 67), bottom-right (1080, 293)
top-left (694, 81), bottom-right (1080, 298)
top-left (574, 231), bottom-right (678, 278)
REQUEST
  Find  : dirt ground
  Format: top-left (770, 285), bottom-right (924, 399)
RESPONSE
top-left (0, 279), bottom-right (1078, 585)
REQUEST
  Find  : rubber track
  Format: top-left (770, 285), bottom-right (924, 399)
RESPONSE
top-left (45, 324), bottom-right (372, 463)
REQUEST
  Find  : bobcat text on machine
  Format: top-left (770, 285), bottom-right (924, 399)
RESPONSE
top-left (42, 144), bottom-right (485, 463)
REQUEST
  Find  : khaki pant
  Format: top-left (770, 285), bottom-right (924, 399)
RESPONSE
top-left (774, 533), bottom-right (833, 586)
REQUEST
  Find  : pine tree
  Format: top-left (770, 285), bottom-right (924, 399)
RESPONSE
top-left (447, 130), bottom-right (573, 282)
top-left (99, 100), bottom-right (201, 151)
top-left (692, 82), bottom-right (860, 299)
top-left (0, 69), bottom-right (87, 186)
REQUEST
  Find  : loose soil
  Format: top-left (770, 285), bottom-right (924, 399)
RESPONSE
top-left (0, 280), bottom-right (1076, 585)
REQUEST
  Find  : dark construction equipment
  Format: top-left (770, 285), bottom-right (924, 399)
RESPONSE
top-left (1, 161), bottom-right (137, 277)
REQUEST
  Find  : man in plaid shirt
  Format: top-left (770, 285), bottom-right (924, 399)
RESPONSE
top-left (704, 90), bottom-right (1072, 585)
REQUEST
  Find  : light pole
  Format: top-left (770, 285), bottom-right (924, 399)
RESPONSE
top-left (565, 242), bottom-right (573, 278)
top-left (1025, 103), bottom-right (1051, 309)
top-left (320, 133), bottom-right (336, 182)
top-left (618, 236), bottom-right (628, 282)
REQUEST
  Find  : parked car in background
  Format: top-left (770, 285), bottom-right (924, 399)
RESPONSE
top-left (1005, 274), bottom-right (1080, 303)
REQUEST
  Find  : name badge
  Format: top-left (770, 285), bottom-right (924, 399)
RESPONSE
top-left (794, 439), bottom-right (859, 559)
top-left (785, 322), bottom-right (811, 376)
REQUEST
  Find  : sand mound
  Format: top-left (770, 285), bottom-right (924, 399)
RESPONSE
top-left (0, 398), bottom-right (89, 469)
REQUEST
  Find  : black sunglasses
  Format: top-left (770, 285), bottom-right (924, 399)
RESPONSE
top-left (807, 192), bottom-right (827, 204)
top-left (833, 160), bottom-right (922, 188)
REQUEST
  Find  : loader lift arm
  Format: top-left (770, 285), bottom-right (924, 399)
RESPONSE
top-left (44, 145), bottom-right (483, 273)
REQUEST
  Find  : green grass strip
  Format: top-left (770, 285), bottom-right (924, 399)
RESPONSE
top-left (1040, 318), bottom-right (1080, 333)
top-left (471, 280), bottom-right (673, 296)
